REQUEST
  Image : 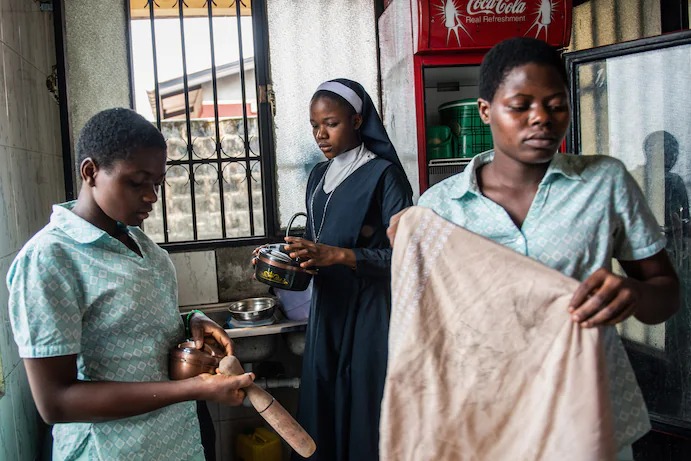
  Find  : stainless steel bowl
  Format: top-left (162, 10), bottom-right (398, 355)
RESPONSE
top-left (227, 297), bottom-right (276, 322)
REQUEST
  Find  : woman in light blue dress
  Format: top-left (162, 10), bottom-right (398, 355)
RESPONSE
top-left (7, 108), bottom-right (254, 460)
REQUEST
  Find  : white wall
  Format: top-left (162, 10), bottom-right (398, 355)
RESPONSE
top-left (268, 0), bottom-right (381, 226)
top-left (63, 0), bottom-right (132, 197)
top-left (379, 0), bottom-right (420, 202)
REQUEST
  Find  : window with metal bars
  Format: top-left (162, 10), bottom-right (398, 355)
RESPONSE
top-left (127, 0), bottom-right (277, 251)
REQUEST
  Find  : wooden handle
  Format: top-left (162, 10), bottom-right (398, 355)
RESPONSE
top-left (219, 355), bottom-right (316, 458)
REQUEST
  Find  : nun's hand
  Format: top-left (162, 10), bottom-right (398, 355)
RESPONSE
top-left (284, 237), bottom-right (356, 270)
top-left (386, 208), bottom-right (411, 248)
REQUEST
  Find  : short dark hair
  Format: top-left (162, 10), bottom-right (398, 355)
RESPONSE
top-left (479, 37), bottom-right (567, 102)
top-left (76, 108), bottom-right (167, 170)
top-left (311, 90), bottom-right (356, 116)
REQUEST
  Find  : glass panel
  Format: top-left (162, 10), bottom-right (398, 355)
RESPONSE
top-left (250, 160), bottom-right (265, 235)
top-left (220, 118), bottom-right (248, 158)
top-left (223, 162), bottom-right (253, 238)
top-left (165, 126), bottom-right (189, 162)
top-left (267, 0), bottom-right (380, 226)
top-left (194, 163), bottom-right (222, 240)
top-left (165, 164), bottom-right (193, 242)
top-left (0, 354), bottom-right (4, 398)
top-left (130, 14), bottom-right (158, 121)
top-left (574, 43), bottom-right (691, 420)
top-left (129, 1), bottom-right (262, 243)
top-left (144, 195), bottom-right (165, 243)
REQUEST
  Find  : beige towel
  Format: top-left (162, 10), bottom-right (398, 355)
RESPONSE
top-left (380, 207), bottom-right (617, 461)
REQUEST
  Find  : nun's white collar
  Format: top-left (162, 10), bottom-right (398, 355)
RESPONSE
top-left (323, 144), bottom-right (376, 193)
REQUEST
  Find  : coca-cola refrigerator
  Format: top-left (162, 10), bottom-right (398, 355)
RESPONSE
top-left (378, 0), bottom-right (572, 197)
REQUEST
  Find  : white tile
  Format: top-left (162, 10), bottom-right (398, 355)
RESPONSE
top-left (52, 106), bottom-right (64, 159)
top-left (19, 2), bottom-right (45, 73)
top-left (1, 44), bottom-right (27, 150)
top-left (0, 379), bottom-right (18, 461)
top-left (169, 251), bottom-right (219, 307)
top-left (30, 151), bottom-right (56, 236)
top-left (0, 0), bottom-right (20, 54)
top-left (36, 76), bottom-right (57, 155)
top-left (9, 148), bottom-right (33, 244)
top-left (7, 150), bottom-right (57, 242)
top-left (0, 43), bottom-right (8, 148)
top-left (19, 60), bottom-right (39, 153)
top-left (40, 12), bottom-right (55, 75)
top-left (9, 363), bottom-right (39, 461)
top-left (0, 146), bottom-right (18, 258)
top-left (0, 252), bottom-right (20, 375)
top-left (33, 152), bottom-right (53, 219)
top-left (46, 94), bottom-right (62, 156)
top-left (14, 0), bottom-right (31, 59)
top-left (12, 364), bottom-right (39, 459)
top-left (48, 154), bottom-right (65, 204)
top-left (36, 69), bottom-right (62, 158)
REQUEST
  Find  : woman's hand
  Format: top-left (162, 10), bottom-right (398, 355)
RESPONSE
top-left (570, 250), bottom-right (680, 327)
top-left (189, 312), bottom-right (234, 356)
top-left (284, 236), bottom-right (355, 270)
top-left (196, 371), bottom-right (255, 406)
top-left (250, 245), bottom-right (264, 280)
top-left (251, 245), bottom-right (264, 266)
top-left (569, 268), bottom-right (640, 328)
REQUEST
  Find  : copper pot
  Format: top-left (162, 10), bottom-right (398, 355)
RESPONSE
top-left (169, 341), bottom-right (224, 380)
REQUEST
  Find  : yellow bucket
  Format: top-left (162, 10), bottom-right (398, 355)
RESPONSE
top-left (235, 427), bottom-right (282, 461)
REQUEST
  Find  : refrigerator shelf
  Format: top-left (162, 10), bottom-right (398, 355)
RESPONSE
top-left (428, 158), bottom-right (472, 187)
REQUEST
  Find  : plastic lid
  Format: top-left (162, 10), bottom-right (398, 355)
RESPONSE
top-left (438, 98), bottom-right (478, 111)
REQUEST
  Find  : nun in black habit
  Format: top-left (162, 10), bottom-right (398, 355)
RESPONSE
top-left (284, 79), bottom-right (413, 461)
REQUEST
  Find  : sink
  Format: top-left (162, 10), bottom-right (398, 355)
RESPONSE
top-left (232, 335), bottom-right (278, 362)
top-left (284, 331), bottom-right (306, 356)
top-left (197, 306), bottom-right (232, 327)
top-left (181, 304), bottom-right (305, 362)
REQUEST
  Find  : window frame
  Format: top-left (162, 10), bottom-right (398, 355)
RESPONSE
top-left (125, 0), bottom-right (279, 252)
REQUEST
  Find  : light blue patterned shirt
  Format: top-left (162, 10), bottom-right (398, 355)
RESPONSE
top-left (419, 151), bottom-right (665, 280)
top-left (418, 151), bottom-right (666, 447)
top-left (7, 202), bottom-right (204, 461)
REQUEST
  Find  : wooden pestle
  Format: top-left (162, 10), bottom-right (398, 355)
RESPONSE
top-left (219, 355), bottom-right (317, 458)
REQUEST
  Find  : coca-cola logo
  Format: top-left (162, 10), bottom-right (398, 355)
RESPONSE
top-left (466, 0), bottom-right (527, 15)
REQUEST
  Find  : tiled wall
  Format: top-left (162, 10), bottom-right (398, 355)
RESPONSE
top-left (0, 1), bottom-right (65, 460)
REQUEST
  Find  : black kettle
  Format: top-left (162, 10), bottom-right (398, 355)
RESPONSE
top-left (254, 213), bottom-right (312, 291)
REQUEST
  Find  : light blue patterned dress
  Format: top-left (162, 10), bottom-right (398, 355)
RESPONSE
top-left (6, 202), bottom-right (205, 461)
top-left (419, 151), bottom-right (666, 451)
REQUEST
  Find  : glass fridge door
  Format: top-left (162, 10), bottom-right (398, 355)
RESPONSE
top-left (566, 30), bottom-right (691, 435)
top-left (422, 65), bottom-right (488, 186)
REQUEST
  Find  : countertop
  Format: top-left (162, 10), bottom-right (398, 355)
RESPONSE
top-left (180, 302), bottom-right (308, 339)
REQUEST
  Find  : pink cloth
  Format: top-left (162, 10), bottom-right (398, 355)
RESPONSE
top-left (380, 207), bottom-right (617, 461)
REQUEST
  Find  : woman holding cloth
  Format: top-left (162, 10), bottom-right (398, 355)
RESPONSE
top-left (284, 79), bottom-right (412, 460)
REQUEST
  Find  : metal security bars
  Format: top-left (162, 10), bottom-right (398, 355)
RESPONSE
top-left (127, 0), bottom-right (276, 250)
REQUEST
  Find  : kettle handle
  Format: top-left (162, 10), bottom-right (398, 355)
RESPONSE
top-left (178, 341), bottom-right (224, 357)
top-left (286, 212), bottom-right (307, 239)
